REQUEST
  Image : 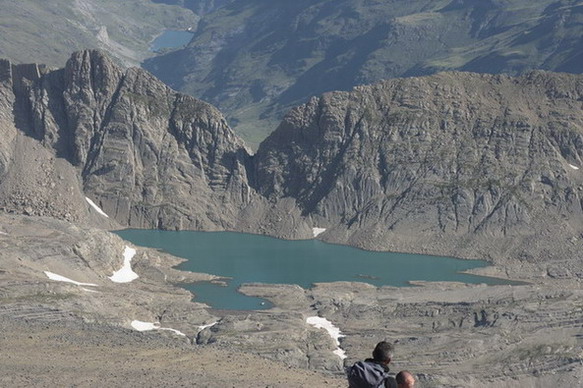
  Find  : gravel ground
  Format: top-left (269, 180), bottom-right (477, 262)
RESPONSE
top-left (0, 315), bottom-right (345, 387)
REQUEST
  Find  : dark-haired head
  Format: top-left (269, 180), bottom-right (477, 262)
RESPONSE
top-left (372, 341), bottom-right (394, 364)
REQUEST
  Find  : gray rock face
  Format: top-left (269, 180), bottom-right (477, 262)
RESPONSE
top-left (255, 71), bottom-right (583, 270)
top-left (240, 280), bottom-right (583, 387)
top-left (1, 50), bottom-right (257, 230)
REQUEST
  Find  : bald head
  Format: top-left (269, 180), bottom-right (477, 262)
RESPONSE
top-left (396, 370), bottom-right (415, 388)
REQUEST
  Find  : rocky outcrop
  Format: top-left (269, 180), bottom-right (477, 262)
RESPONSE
top-left (254, 71), bottom-right (583, 272)
top-left (0, 50), bottom-right (261, 230)
top-left (0, 213), bottom-right (217, 332)
top-left (239, 280), bottom-right (583, 387)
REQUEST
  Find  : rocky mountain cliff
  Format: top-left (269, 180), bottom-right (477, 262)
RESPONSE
top-left (1, 50), bottom-right (583, 278)
top-left (0, 50), bottom-right (267, 231)
top-left (144, 0), bottom-right (583, 147)
top-left (254, 71), bottom-right (583, 274)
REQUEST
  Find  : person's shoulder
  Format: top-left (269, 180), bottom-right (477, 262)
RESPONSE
top-left (384, 374), bottom-right (397, 388)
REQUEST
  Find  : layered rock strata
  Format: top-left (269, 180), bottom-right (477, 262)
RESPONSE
top-left (0, 51), bottom-right (266, 231)
top-left (255, 71), bottom-right (583, 276)
top-left (238, 280), bottom-right (583, 387)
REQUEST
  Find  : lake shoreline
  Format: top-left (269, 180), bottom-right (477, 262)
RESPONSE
top-left (115, 229), bottom-right (515, 311)
top-left (149, 29), bottom-right (195, 52)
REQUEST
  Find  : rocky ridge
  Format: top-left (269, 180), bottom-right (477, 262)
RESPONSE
top-left (144, 0), bottom-right (583, 146)
top-left (255, 71), bottom-right (583, 279)
top-left (0, 50), bottom-right (267, 232)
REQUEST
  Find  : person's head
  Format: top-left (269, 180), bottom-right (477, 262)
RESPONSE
top-left (396, 370), bottom-right (415, 387)
top-left (372, 341), bottom-right (394, 365)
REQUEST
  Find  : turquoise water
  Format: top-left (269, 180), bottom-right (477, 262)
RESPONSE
top-left (150, 30), bottom-right (194, 52)
top-left (116, 230), bottom-right (510, 310)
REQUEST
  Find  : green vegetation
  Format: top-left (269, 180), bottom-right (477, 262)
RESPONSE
top-left (144, 0), bottom-right (583, 147)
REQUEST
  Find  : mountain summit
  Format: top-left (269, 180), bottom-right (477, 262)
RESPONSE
top-left (0, 50), bottom-right (256, 230)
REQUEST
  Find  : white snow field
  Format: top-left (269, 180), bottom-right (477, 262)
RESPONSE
top-left (130, 320), bottom-right (186, 336)
top-left (312, 227), bottom-right (326, 237)
top-left (44, 271), bottom-right (99, 287)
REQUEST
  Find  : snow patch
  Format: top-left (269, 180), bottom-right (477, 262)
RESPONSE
top-left (333, 348), bottom-right (346, 358)
top-left (0, 231), bottom-right (7, 235)
top-left (158, 327), bottom-right (186, 336)
top-left (130, 320), bottom-right (185, 336)
top-left (81, 287), bottom-right (99, 293)
top-left (85, 197), bottom-right (109, 218)
top-left (312, 227), bottom-right (326, 237)
top-left (109, 246), bottom-right (138, 283)
top-left (44, 271), bottom-right (98, 287)
top-left (306, 316), bottom-right (346, 359)
top-left (198, 321), bottom-right (218, 332)
top-left (569, 164), bottom-right (579, 170)
top-left (131, 320), bottom-right (159, 331)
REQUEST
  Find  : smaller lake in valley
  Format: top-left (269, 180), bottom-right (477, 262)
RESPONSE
top-left (116, 230), bottom-right (512, 310)
top-left (150, 30), bottom-right (194, 52)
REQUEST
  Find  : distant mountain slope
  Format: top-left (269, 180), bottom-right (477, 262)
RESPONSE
top-left (152, 0), bottom-right (231, 15)
top-left (144, 0), bottom-right (583, 147)
top-left (0, 0), bottom-right (197, 67)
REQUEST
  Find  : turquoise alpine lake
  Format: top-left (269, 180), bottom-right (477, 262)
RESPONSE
top-left (115, 230), bottom-right (512, 311)
top-left (150, 30), bottom-right (194, 52)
